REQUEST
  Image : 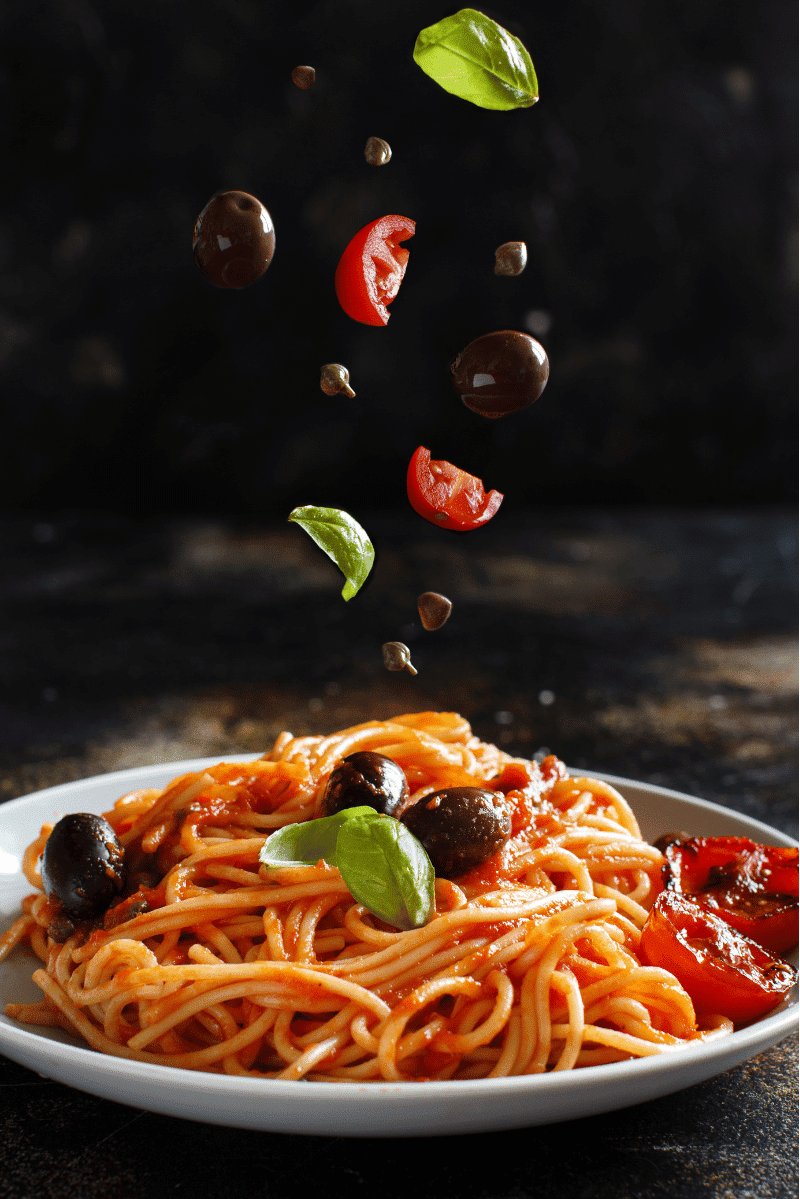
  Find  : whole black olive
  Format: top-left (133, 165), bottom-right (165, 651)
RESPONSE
top-left (400, 787), bottom-right (510, 878)
top-left (451, 330), bottom-right (549, 419)
top-left (320, 752), bottom-right (409, 818)
top-left (192, 190), bottom-right (275, 289)
top-left (41, 813), bottom-right (127, 920)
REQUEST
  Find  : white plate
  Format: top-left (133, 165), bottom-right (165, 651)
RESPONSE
top-left (0, 758), bottom-right (797, 1136)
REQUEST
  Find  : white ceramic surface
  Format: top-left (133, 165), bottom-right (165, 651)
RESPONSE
top-left (0, 757), bottom-right (796, 1137)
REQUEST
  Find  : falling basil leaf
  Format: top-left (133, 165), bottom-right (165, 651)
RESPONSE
top-left (259, 806), bottom-right (376, 868)
top-left (413, 8), bottom-right (538, 111)
top-left (336, 813), bottom-right (435, 931)
top-left (288, 505), bottom-right (375, 601)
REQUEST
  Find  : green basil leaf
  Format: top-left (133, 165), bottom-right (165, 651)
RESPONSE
top-left (288, 505), bottom-right (375, 601)
top-left (336, 814), bottom-right (435, 931)
top-left (413, 8), bottom-right (538, 111)
top-left (259, 806), bottom-right (377, 868)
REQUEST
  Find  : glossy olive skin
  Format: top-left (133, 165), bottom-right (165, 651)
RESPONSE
top-left (320, 751), bottom-right (409, 818)
top-left (193, 190), bottom-right (275, 289)
top-left (451, 330), bottom-right (549, 418)
top-left (41, 813), bottom-right (127, 920)
top-left (400, 787), bottom-right (510, 878)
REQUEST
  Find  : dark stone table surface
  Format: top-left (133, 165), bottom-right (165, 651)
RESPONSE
top-left (0, 508), bottom-right (796, 1198)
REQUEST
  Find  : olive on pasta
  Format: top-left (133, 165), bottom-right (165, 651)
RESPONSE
top-left (320, 751), bottom-right (409, 817)
top-left (399, 786), bottom-right (510, 877)
top-left (40, 813), bottom-right (126, 920)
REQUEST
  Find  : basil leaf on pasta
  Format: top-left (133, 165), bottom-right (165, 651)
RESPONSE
top-left (259, 806), bottom-right (376, 868)
top-left (413, 9), bottom-right (539, 112)
top-left (336, 813), bottom-right (435, 931)
top-left (288, 505), bottom-right (375, 601)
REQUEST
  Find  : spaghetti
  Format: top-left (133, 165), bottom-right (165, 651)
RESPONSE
top-left (2, 712), bottom-right (732, 1080)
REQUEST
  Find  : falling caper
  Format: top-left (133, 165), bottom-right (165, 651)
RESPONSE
top-left (291, 65), bottom-right (316, 89)
top-left (364, 137), bottom-right (392, 166)
top-left (494, 241), bottom-right (527, 276)
top-left (417, 591), bottom-right (452, 631)
top-left (382, 641), bottom-right (417, 675)
top-left (320, 363), bottom-right (356, 398)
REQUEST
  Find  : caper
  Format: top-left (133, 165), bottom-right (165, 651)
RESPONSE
top-left (291, 65), bottom-right (316, 89)
top-left (41, 813), bottom-right (127, 920)
top-left (417, 592), bottom-right (452, 631)
top-left (320, 363), bottom-right (356, 397)
top-left (382, 641), bottom-right (417, 675)
top-left (320, 751), bottom-right (409, 818)
top-left (364, 137), bottom-right (392, 166)
top-left (400, 787), bottom-right (511, 878)
top-left (494, 241), bottom-right (527, 276)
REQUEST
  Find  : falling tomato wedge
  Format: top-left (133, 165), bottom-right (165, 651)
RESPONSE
top-left (407, 446), bottom-right (503, 531)
top-left (640, 890), bottom-right (796, 1025)
top-left (334, 215), bottom-right (415, 326)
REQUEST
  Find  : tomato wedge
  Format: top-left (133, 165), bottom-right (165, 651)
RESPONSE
top-left (334, 215), bottom-right (415, 326)
top-left (406, 446), bottom-right (504, 531)
top-left (640, 890), bottom-right (796, 1025)
top-left (663, 837), bottom-right (798, 955)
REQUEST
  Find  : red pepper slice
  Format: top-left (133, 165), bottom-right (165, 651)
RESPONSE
top-left (334, 215), bottom-right (415, 326)
top-left (406, 446), bottom-right (504, 531)
top-left (663, 837), bottom-right (798, 955)
top-left (640, 890), bottom-right (796, 1025)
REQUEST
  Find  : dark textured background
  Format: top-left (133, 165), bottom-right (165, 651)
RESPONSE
top-left (0, 3), bottom-right (797, 1191)
top-left (0, 0), bottom-right (796, 517)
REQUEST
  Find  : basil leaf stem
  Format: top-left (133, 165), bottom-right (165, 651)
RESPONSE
top-left (413, 9), bottom-right (539, 111)
top-left (288, 505), bottom-right (375, 601)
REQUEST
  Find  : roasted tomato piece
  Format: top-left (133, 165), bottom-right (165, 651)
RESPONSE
top-left (334, 215), bottom-right (415, 326)
top-left (407, 446), bottom-right (503, 531)
top-left (640, 890), bottom-right (796, 1025)
top-left (663, 837), bottom-right (798, 955)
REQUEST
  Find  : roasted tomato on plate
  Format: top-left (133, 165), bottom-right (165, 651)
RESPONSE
top-left (407, 446), bottom-right (503, 531)
top-left (334, 215), bottom-right (415, 326)
top-left (641, 889), bottom-right (796, 1025)
top-left (661, 836), bottom-right (798, 955)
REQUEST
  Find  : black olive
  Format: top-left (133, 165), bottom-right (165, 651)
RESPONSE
top-left (320, 752), bottom-right (409, 818)
top-left (41, 813), bottom-right (127, 920)
top-left (451, 330), bottom-right (549, 419)
top-left (400, 787), bottom-right (510, 878)
top-left (192, 190), bottom-right (275, 289)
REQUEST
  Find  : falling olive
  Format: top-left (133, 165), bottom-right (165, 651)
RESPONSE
top-left (417, 592), bottom-right (452, 631)
top-left (400, 787), bottom-right (510, 878)
top-left (291, 65), bottom-right (316, 89)
top-left (41, 813), bottom-right (127, 920)
top-left (494, 241), bottom-right (527, 276)
top-left (320, 363), bottom-right (356, 397)
top-left (320, 751), bottom-right (410, 818)
top-left (193, 190), bottom-right (275, 289)
top-left (451, 330), bottom-right (549, 419)
top-left (382, 641), bottom-right (417, 675)
top-left (364, 137), bottom-right (392, 166)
